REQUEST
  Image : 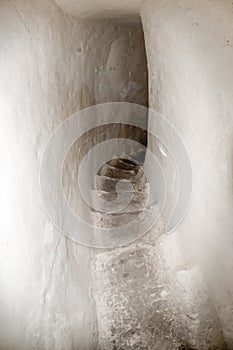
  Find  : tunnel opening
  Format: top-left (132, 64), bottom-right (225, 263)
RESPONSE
top-left (92, 16), bottom-right (149, 160)
top-left (89, 16), bottom-right (149, 213)
top-left (63, 15), bottom-right (149, 226)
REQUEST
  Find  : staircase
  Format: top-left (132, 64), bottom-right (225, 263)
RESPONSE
top-left (91, 158), bottom-right (148, 230)
top-left (90, 158), bottom-right (226, 350)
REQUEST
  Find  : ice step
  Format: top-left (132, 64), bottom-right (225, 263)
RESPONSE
top-left (91, 210), bottom-right (140, 228)
top-left (91, 203), bottom-right (160, 229)
top-left (91, 186), bottom-right (148, 200)
top-left (91, 204), bottom-right (162, 247)
top-left (107, 157), bottom-right (143, 171)
top-left (94, 174), bottom-right (147, 192)
top-left (91, 188), bottom-right (151, 214)
top-left (98, 162), bottom-right (142, 179)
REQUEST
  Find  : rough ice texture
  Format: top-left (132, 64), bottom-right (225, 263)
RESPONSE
top-left (93, 236), bottom-right (225, 350)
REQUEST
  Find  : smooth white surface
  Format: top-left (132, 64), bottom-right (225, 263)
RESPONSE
top-left (141, 0), bottom-right (233, 345)
top-left (0, 0), bottom-right (147, 348)
top-left (0, 1), bottom-right (96, 349)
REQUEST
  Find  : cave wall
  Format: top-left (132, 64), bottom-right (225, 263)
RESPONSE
top-left (0, 1), bottom-right (147, 349)
top-left (141, 0), bottom-right (233, 346)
